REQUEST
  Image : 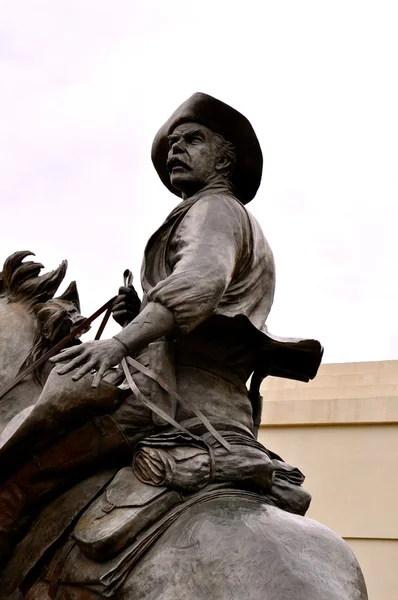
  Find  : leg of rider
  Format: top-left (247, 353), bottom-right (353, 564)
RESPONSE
top-left (0, 368), bottom-right (126, 478)
top-left (0, 360), bottom-right (161, 568)
top-left (0, 394), bottom-right (158, 565)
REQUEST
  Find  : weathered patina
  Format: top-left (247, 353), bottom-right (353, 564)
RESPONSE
top-left (0, 93), bottom-right (367, 600)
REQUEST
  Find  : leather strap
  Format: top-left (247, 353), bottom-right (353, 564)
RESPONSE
top-left (121, 358), bottom-right (230, 452)
top-left (121, 360), bottom-right (203, 442)
top-left (47, 536), bottom-right (75, 599)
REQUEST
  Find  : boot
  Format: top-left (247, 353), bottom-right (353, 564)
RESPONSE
top-left (0, 415), bottom-right (131, 568)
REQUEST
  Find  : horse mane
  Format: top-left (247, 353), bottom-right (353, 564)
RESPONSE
top-left (0, 250), bottom-right (68, 310)
top-left (1, 251), bottom-right (84, 386)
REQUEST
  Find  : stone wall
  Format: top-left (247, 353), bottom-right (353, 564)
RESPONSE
top-left (258, 360), bottom-right (398, 600)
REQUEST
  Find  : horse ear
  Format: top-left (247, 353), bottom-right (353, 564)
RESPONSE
top-left (33, 302), bottom-right (46, 315)
top-left (57, 281), bottom-right (81, 312)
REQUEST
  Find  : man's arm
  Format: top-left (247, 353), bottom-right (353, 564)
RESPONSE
top-left (51, 195), bottom-right (245, 385)
top-left (50, 301), bottom-right (176, 386)
top-left (145, 195), bottom-right (245, 333)
top-left (113, 301), bottom-right (175, 352)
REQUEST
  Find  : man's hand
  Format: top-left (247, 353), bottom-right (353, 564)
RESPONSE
top-left (50, 338), bottom-right (127, 387)
top-left (112, 285), bottom-right (141, 327)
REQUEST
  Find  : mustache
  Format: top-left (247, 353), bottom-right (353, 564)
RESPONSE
top-left (167, 156), bottom-right (191, 172)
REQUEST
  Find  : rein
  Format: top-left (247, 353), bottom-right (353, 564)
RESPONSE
top-left (0, 296), bottom-right (116, 402)
top-left (0, 291), bottom-right (231, 451)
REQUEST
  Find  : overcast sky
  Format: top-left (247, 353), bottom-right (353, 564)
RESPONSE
top-left (0, 1), bottom-right (397, 363)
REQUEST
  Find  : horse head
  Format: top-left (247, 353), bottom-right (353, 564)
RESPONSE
top-left (0, 251), bottom-right (86, 430)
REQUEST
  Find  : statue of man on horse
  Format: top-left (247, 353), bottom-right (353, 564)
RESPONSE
top-left (0, 94), bottom-right (367, 600)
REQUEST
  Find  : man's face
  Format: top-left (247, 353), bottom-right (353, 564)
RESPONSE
top-left (167, 122), bottom-right (220, 196)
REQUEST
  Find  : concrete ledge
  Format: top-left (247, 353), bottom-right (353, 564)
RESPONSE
top-left (313, 360), bottom-right (398, 375)
top-left (261, 360), bottom-right (398, 397)
top-left (261, 383), bottom-right (398, 401)
top-left (262, 369), bottom-right (398, 392)
top-left (261, 395), bottom-right (398, 426)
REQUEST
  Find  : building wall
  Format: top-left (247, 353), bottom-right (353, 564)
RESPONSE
top-left (258, 360), bottom-right (398, 600)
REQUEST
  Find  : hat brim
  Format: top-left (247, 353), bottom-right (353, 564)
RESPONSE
top-left (151, 93), bottom-right (263, 205)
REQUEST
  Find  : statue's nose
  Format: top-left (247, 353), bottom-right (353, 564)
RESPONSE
top-left (170, 139), bottom-right (185, 154)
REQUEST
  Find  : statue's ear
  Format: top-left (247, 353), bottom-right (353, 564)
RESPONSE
top-left (216, 156), bottom-right (230, 169)
top-left (57, 281), bottom-right (81, 312)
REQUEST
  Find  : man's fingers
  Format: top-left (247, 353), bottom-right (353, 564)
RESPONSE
top-left (112, 307), bottom-right (135, 327)
top-left (92, 365), bottom-right (107, 388)
top-left (112, 301), bottom-right (130, 313)
top-left (56, 353), bottom-right (89, 375)
top-left (118, 285), bottom-right (139, 296)
top-left (117, 286), bottom-right (131, 295)
top-left (113, 309), bottom-right (132, 320)
top-left (115, 288), bottom-right (140, 306)
top-left (50, 346), bottom-right (82, 363)
top-left (113, 296), bottom-right (138, 310)
top-left (71, 361), bottom-right (96, 382)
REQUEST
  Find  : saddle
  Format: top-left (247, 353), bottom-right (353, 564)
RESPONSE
top-left (0, 432), bottom-right (310, 598)
top-left (73, 429), bottom-right (310, 564)
top-left (49, 483), bottom-right (268, 598)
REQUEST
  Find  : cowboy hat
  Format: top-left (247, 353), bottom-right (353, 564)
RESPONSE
top-left (151, 92), bottom-right (263, 204)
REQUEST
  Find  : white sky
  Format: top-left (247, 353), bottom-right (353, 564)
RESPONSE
top-left (0, 1), bottom-right (397, 363)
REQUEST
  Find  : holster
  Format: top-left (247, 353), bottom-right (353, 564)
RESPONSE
top-left (148, 341), bottom-right (177, 426)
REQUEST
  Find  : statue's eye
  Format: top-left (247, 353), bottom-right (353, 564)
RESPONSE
top-left (168, 136), bottom-right (178, 148)
top-left (190, 134), bottom-right (202, 144)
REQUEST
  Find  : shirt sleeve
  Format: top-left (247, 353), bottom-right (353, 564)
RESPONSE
top-left (146, 195), bottom-right (246, 333)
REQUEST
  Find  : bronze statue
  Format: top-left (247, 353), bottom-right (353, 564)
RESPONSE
top-left (0, 94), bottom-right (367, 599)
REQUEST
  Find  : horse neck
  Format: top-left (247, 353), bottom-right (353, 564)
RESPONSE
top-left (0, 299), bottom-right (38, 388)
top-left (0, 299), bottom-right (44, 432)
